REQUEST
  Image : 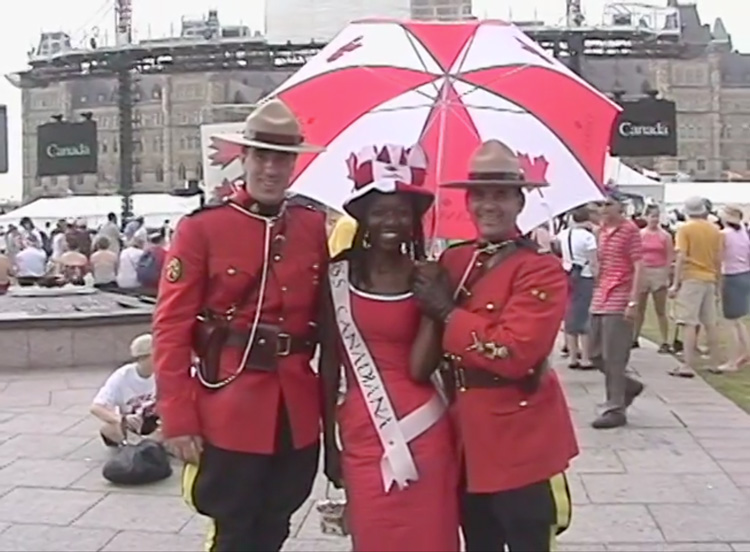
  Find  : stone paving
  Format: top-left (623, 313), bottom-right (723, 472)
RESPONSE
top-left (0, 342), bottom-right (746, 551)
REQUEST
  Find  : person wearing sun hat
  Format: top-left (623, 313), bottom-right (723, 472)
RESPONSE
top-left (153, 98), bottom-right (330, 551)
top-left (411, 139), bottom-right (578, 551)
top-left (714, 204), bottom-right (750, 373)
top-left (319, 144), bottom-right (460, 551)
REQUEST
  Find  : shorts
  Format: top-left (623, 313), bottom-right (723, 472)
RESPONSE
top-left (639, 266), bottom-right (670, 294)
top-left (674, 280), bottom-right (717, 327)
top-left (722, 271), bottom-right (750, 320)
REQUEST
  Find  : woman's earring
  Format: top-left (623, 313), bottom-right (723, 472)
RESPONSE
top-left (363, 232), bottom-right (371, 249)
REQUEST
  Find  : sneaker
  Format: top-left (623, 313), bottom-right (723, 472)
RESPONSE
top-left (657, 343), bottom-right (671, 354)
top-left (592, 411), bottom-right (627, 429)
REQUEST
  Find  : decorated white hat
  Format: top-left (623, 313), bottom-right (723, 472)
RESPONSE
top-left (342, 144), bottom-right (434, 220)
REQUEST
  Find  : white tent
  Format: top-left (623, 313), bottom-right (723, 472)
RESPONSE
top-left (605, 156), bottom-right (661, 186)
top-left (0, 194), bottom-right (201, 229)
top-left (604, 156), bottom-right (665, 203)
top-left (664, 182), bottom-right (750, 209)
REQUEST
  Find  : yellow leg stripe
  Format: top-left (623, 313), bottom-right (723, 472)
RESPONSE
top-left (181, 463), bottom-right (217, 552)
top-left (549, 472), bottom-right (572, 534)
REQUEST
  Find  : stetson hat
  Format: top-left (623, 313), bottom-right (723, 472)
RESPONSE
top-left (443, 139), bottom-right (548, 189)
top-left (720, 204), bottom-right (744, 225)
top-left (215, 98), bottom-right (324, 153)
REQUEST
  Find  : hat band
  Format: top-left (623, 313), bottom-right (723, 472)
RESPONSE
top-left (468, 171), bottom-right (525, 181)
top-left (244, 130), bottom-right (304, 146)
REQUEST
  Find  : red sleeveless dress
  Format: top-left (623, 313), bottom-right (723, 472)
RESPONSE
top-left (338, 285), bottom-right (460, 552)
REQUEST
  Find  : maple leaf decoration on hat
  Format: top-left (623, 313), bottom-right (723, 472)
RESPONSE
top-left (208, 136), bottom-right (244, 168)
top-left (517, 154), bottom-right (550, 184)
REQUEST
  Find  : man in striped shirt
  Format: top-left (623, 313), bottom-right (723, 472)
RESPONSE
top-left (589, 191), bottom-right (645, 429)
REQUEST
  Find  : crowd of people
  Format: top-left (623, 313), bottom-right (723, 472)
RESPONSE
top-left (0, 214), bottom-right (171, 294)
top-left (553, 192), bottom-right (750, 426)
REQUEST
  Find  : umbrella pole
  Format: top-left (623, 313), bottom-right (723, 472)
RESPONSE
top-left (427, 84), bottom-right (450, 261)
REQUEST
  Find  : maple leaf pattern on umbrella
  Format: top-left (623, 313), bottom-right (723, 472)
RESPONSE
top-left (208, 136), bottom-right (244, 169)
top-left (211, 178), bottom-right (240, 201)
top-left (517, 154), bottom-right (550, 183)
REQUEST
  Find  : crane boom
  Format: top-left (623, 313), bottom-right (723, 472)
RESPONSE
top-left (115, 0), bottom-right (133, 46)
top-left (566, 0), bottom-right (584, 27)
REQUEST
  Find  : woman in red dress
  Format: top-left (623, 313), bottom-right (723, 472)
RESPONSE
top-left (319, 144), bottom-right (460, 552)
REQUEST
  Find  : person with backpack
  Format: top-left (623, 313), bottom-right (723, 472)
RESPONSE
top-left (136, 231), bottom-right (167, 294)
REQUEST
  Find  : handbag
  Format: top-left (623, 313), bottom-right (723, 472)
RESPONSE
top-left (315, 482), bottom-right (349, 537)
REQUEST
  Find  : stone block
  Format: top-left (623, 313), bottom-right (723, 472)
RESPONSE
top-left (28, 328), bottom-right (74, 368)
top-left (70, 465), bottom-right (181, 496)
top-left (680, 473), bottom-right (749, 505)
top-left (570, 448), bottom-right (626, 474)
top-left (0, 458), bottom-right (93, 488)
top-left (0, 434), bottom-right (91, 460)
top-left (581, 474), bottom-right (694, 504)
top-left (0, 524), bottom-right (115, 551)
top-left (74, 493), bottom-right (193, 532)
top-left (0, 412), bottom-right (85, 435)
top-left (731, 544), bottom-right (750, 551)
top-left (611, 544), bottom-right (732, 551)
top-left (282, 538), bottom-right (352, 551)
top-left (0, 330), bottom-right (29, 369)
top-left (180, 514), bottom-right (211, 535)
top-left (0, 487), bottom-right (104, 525)
top-left (559, 504), bottom-right (663, 543)
top-left (650, 504), bottom-right (750, 541)
top-left (101, 531), bottom-right (203, 551)
top-left (72, 327), bottom-right (119, 367)
top-left (616, 447), bottom-right (720, 474)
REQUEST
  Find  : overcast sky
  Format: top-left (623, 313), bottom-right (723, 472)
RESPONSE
top-left (0, 0), bottom-right (747, 201)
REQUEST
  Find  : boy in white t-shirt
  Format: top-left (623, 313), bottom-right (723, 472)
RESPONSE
top-left (90, 333), bottom-right (159, 447)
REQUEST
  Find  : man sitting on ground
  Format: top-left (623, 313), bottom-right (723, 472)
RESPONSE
top-left (90, 334), bottom-right (159, 447)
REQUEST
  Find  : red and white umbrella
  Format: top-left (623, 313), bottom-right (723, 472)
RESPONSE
top-left (271, 19), bottom-right (620, 238)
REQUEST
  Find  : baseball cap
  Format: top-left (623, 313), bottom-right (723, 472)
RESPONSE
top-left (129, 334), bottom-right (152, 358)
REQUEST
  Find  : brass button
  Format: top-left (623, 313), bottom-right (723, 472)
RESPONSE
top-left (486, 303), bottom-right (495, 311)
top-left (519, 400), bottom-right (528, 407)
top-left (527, 368), bottom-right (535, 375)
top-left (227, 267), bottom-right (237, 275)
top-left (273, 255), bottom-right (281, 262)
top-left (280, 286), bottom-right (287, 292)
top-left (258, 338), bottom-right (266, 345)
top-left (312, 263), bottom-right (320, 269)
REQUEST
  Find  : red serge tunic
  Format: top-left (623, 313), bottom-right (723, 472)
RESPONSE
top-left (337, 284), bottom-right (460, 552)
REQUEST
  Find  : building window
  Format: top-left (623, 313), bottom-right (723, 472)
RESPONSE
top-left (133, 163), bottom-right (142, 183)
top-left (697, 159), bottom-right (707, 171)
top-left (196, 162), bottom-right (203, 179)
top-left (74, 175), bottom-right (84, 186)
top-left (722, 160), bottom-right (731, 171)
top-left (178, 164), bottom-right (187, 181)
top-left (100, 141), bottom-right (108, 154)
top-left (152, 85), bottom-right (162, 100)
top-left (678, 159), bottom-right (688, 171)
top-left (155, 165), bottom-right (164, 182)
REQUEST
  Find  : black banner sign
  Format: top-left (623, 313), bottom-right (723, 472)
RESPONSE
top-left (610, 98), bottom-right (677, 157)
top-left (0, 106), bottom-right (7, 174)
top-left (37, 120), bottom-right (98, 176)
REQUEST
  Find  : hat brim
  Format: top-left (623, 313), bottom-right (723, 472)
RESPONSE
top-left (441, 179), bottom-right (548, 189)
top-left (344, 188), bottom-right (435, 221)
top-left (216, 133), bottom-right (325, 154)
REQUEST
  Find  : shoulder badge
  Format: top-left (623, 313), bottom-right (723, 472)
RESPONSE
top-left (165, 257), bottom-right (183, 283)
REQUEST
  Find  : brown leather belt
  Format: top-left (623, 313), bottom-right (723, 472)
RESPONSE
top-left (224, 325), bottom-right (316, 371)
top-left (452, 362), bottom-right (549, 392)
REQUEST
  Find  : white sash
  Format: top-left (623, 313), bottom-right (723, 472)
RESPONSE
top-left (329, 260), bottom-right (446, 492)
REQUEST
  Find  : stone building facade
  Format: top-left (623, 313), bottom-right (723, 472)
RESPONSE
top-left (21, 70), bottom-right (293, 200)
top-left (19, 3), bottom-right (750, 200)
